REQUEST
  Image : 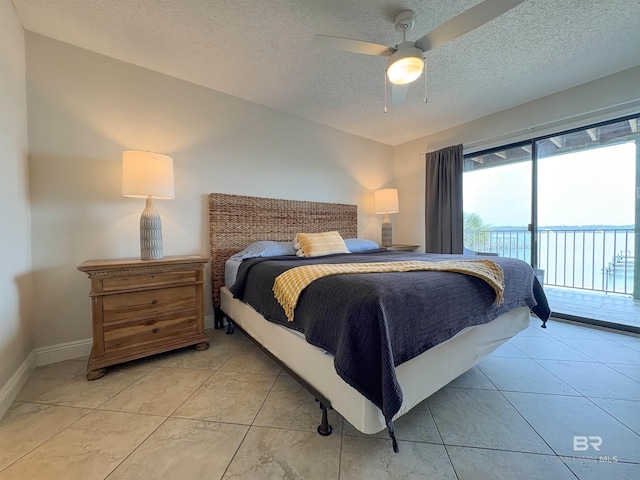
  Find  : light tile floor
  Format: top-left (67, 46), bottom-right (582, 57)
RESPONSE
top-left (1, 320), bottom-right (639, 480)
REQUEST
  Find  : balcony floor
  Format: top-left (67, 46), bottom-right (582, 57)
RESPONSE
top-left (544, 286), bottom-right (640, 330)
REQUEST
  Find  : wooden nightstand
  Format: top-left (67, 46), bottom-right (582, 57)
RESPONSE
top-left (78, 255), bottom-right (210, 380)
top-left (387, 244), bottom-right (420, 252)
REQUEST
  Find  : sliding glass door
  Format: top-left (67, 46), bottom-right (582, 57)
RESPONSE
top-left (537, 135), bottom-right (635, 294)
top-left (535, 118), bottom-right (638, 327)
top-left (463, 114), bottom-right (640, 330)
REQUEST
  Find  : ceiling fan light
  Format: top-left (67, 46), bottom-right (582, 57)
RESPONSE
top-left (387, 48), bottom-right (424, 85)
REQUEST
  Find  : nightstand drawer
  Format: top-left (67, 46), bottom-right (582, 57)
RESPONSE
top-left (102, 270), bottom-right (196, 292)
top-left (103, 313), bottom-right (197, 351)
top-left (103, 285), bottom-right (196, 323)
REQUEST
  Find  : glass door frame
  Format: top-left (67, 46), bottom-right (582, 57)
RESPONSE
top-left (464, 113), bottom-right (640, 334)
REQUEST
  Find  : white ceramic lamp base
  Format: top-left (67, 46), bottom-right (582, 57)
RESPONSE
top-left (381, 213), bottom-right (392, 247)
top-left (140, 197), bottom-right (163, 260)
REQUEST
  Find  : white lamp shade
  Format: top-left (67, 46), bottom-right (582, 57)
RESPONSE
top-left (122, 150), bottom-right (175, 199)
top-left (387, 48), bottom-right (424, 85)
top-left (374, 189), bottom-right (399, 214)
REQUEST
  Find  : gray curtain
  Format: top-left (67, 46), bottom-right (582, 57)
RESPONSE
top-left (425, 144), bottom-right (464, 254)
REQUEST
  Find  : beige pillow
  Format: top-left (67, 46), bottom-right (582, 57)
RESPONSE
top-left (294, 231), bottom-right (350, 257)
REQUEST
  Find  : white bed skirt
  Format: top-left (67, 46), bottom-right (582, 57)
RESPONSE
top-left (220, 286), bottom-right (530, 434)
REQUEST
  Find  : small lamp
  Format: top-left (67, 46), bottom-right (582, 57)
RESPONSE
top-left (374, 188), bottom-right (399, 248)
top-left (122, 150), bottom-right (175, 260)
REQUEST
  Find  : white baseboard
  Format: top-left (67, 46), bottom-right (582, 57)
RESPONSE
top-left (1, 314), bottom-right (217, 420)
top-left (0, 340), bottom-right (88, 419)
top-left (0, 351), bottom-right (36, 420)
top-left (35, 338), bottom-right (93, 367)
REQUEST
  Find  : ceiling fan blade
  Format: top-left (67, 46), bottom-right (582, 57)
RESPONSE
top-left (391, 84), bottom-right (409, 107)
top-left (312, 35), bottom-right (396, 56)
top-left (415, 0), bottom-right (525, 51)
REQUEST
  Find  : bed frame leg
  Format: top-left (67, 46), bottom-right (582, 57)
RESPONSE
top-left (317, 401), bottom-right (333, 436)
top-left (226, 320), bottom-right (235, 335)
top-left (214, 307), bottom-right (224, 330)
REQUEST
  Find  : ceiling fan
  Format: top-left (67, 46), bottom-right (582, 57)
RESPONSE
top-left (312, 0), bottom-right (526, 108)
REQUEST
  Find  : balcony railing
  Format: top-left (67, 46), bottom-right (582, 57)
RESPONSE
top-left (464, 228), bottom-right (635, 295)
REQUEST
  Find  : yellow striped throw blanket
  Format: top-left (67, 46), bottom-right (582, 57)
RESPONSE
top-left (273, 259), bottom-right (505, 321)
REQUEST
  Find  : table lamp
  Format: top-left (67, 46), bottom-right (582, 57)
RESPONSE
top-left (121, 150), bottom-right (175, 260)
top-left (374, 188), bottom-right (399, 247)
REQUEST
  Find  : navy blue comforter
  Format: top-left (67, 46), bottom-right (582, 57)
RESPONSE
top-left (229, 250), bottom-right (549, 432)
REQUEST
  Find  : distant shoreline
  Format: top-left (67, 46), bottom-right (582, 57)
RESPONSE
top-left (485, 225), bottom-right (634, 231)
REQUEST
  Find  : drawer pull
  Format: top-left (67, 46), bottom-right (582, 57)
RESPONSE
top-left (153, 328), bottom-right (158, 333)
top-left (151, 300), bottom-right (158, 305)
top-left (151, 274), bottom-right (156, 279)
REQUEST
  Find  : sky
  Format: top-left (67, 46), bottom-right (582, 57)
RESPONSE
top-left (463, 142), bottom-right (636, 227)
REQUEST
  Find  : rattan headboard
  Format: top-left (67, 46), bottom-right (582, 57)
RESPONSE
top-left (208, 193), bottom-right (358, 307)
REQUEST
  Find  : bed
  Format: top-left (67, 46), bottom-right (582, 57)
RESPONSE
top-left (209, 193), bottom-right (549, 450)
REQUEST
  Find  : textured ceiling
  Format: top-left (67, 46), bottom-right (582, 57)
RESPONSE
top-left (11, 0), bottom-right (640, 146)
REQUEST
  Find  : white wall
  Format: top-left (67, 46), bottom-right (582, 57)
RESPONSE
top-left (0, 2), bottom-right (33, 390)
top-left (25, 33), bottom-right (394, 349)
top-left (394, 66), bottom-right (640, 250)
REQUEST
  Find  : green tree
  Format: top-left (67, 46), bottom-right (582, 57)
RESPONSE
top-left (464, 212), bottom-right (492, 252)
